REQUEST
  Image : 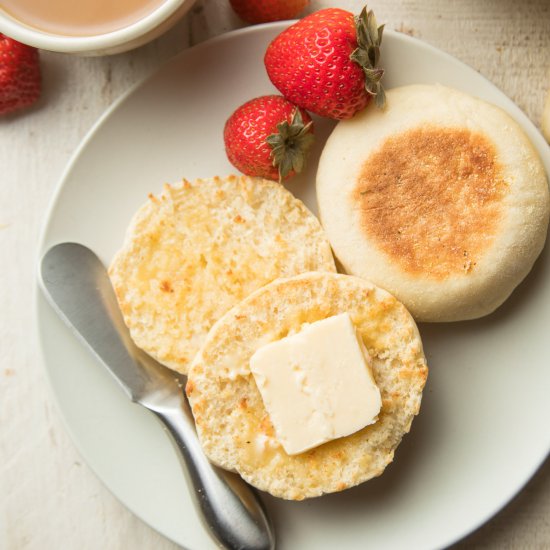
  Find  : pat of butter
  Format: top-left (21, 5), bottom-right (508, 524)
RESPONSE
top-left (249, 312), bottom-right (381, 455)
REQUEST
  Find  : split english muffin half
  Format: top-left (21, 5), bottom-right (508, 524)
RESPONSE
top-left (316, 84), bottom-right (550, 322)
top-left (186, 272), bottom-right (428, 500)
top-left (109, 175), bottom-right (336, 374)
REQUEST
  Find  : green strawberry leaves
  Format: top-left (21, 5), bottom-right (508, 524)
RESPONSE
top-left (350, 5), bottom-right (386, 108)
top-left (266, 108), bottom-right (315, 181)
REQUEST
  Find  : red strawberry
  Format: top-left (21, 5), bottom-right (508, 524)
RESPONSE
top-left (224, 95), bottom-right (314, 182)
top-left (229, 0), bottom-right (309, 24)
top-left (264, 6), bottom-right (385, 120)
top-left (0, 34), bottom-right (41, 116)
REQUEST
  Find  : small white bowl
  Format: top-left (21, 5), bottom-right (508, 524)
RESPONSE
top-left (0, 0), bottom-right (196, 55)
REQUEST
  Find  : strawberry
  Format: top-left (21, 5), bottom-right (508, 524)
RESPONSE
top-left (223, 95), bottom-right (314, 182)
top-left (229, 0), bottom-right (309, 24)
top-left (0, 34), bottom-right (41, 116)
top-left (264, 5), bottom-right (385, 120)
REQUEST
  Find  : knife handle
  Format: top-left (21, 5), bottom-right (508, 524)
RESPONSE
top-left (145, 390), bottom-right (275, 550)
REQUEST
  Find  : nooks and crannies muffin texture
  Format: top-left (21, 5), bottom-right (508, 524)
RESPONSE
top-left (108, 175), bottom-right (336, 374)
top-left (186, 272), bottom-right (428, 500)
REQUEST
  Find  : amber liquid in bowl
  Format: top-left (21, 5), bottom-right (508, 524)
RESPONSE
top-left (0, 0), bottom-right (167, 36)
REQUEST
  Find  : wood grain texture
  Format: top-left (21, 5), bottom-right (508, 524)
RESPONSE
top-left (1, 0), bottom-right (548, 548)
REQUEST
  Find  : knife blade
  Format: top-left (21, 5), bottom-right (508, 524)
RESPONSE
top-left (39, 242), bottom-right (275, 550)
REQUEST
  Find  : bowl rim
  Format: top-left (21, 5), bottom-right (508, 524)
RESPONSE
top-left (0, 0), bottom-right (191, 53)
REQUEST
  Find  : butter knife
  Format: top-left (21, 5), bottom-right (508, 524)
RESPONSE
top-left (39, 242), bottom-right (275, 550)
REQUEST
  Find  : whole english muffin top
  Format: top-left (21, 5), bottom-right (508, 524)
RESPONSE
top-left (108, 175), bottom-right (336, 374)
top-left (352, 125), bottom-right (507, 279)
top-left (316, 84), bottom-right (550, 322)
top-left (186, 272), bottom-right (428, 500)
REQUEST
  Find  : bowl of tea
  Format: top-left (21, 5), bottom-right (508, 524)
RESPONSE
top-left (0, 0), bottom-right (195, 54)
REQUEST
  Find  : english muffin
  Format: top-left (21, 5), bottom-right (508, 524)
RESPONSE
top-left (109, 175), bottom-right (336, 374)
top-left (186, 272), bottom-right (428, 500)
top-left (316, 84), bottom-right (550, 322)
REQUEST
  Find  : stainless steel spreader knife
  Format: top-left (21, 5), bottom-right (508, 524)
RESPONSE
top-left (39, 242), bottom-right (275, 550)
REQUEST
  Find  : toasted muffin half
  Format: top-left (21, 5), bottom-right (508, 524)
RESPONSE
top-left (109, 175), bottom-right (336, 374)
top-left (186, 272), bottom-right (428, 500)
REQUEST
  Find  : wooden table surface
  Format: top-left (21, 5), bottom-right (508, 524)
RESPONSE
top-left (1, 0), bottom-right (549, 548)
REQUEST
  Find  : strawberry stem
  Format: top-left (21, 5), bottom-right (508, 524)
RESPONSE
top-left (350, 5), bottom-right (386, 108)
top-left (266, 109), bottom-right (314, 182)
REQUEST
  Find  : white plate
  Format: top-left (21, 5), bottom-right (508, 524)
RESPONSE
top-left (36, 23), bottom-right (550, 550)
